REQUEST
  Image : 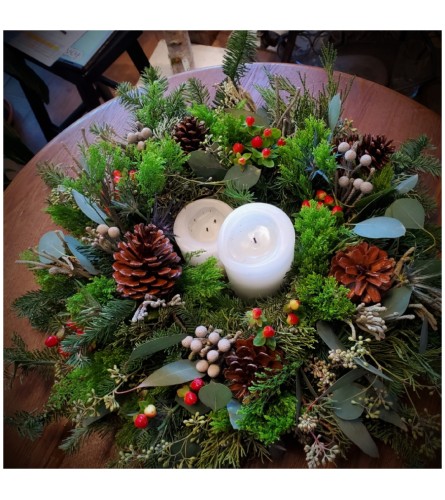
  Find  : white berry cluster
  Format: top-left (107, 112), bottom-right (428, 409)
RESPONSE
top-left (298, 412), bottom-right (319, 433)
top-left (304, 437), bottom-right (341, 468)
top-left (181, 325), bottom-right (241, 378)
top-left (127, 123), bottom-right (153, 151)
top-left (81, 224), bottom-right (121, 254)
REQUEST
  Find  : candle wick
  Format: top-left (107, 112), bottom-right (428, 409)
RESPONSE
top-left (213, 219), bottom-right (217, 223)
top-left (206, 227), bottom-right (209, 232)
top-left (253, 237), bottom-right (257, 244)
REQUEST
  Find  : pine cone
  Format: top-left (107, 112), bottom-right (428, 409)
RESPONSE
top-left (173, 116), bottom-right (208, 152)
top-left (112, 223), bottom-right (182, 300)
top-left (223, 337), bottom-right (283, 400)
top-left (330, 242), bottom-right (395, 304)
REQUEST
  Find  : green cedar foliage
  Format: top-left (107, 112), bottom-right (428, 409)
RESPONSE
top-left (295, 274), bottom-right (356, 325)
top-left (180, 257), bottom-right (226, 307)
top-left (294, 201), bottom-right (353, 276)
top-left (45, 204), bottom-right (90, 237)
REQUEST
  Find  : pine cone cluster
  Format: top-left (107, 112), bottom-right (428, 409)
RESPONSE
top-left (330, 242), bottom-right (395, 304)
top-left (112, 223), bottom-right (182, 300)
top-left (173, 116), bottom-right (208, 152)
top-left (335, 134), bottom-right (394, 170)
top-left (223, 337), bottom-right (283, 400)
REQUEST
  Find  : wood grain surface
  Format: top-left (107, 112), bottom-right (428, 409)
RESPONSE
top-left (3, 63), bottom-right (441, 469)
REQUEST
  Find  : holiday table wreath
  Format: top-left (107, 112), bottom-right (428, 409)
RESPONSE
top-left (6, 32), bottom-right (441, 468)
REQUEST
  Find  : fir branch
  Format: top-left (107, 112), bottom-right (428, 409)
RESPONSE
top-left (391, 135), bottom-right (441, 177)
top-left (4, 410), bottom-right (53, 441)
top-left (220, 181), bottom-right (256, 207)
top-left (184, 77), bottom-right (210, 105)
top-left (36, 161), bottom-right (68, 188)
top-left (222, 30), bottom-right (257, 86)
top-left (59, 417), bottom-right (118, 454)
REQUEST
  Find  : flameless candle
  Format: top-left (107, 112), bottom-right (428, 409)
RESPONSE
top-left (217, 203), bottom-right (295, 299)
top-left (173, 198), bottom-right (233, 266)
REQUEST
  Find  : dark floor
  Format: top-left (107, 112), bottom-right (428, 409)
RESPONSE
top-left (3, 30), bottom-right (441, 185)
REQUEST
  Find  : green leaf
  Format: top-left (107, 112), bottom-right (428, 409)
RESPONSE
top-left (170, 435), bottom-right (201, 457)
top-left (174, 395), bottom-right (211, 414)
top-left (328, 94), bottom-right (341, 131)
top-left (378, 408), bottom-right (408, 431)
top-left (253, 334), bottom-right (266, 347)
top-left (224, 164), bottom-right (261, 189)
top-left (129, 334), bottom-right (187, 362)
top-left (227, 399), bottom-right (243, 429)
top-left (64, 235), bottom-right (99, 275)
top-left (72, 189), bottom-right (108, 225)
top-left (353, 358), bottom-right (392, 382)
top-left (316, 321), bottom-right (345, 350)
top-left (38, 230), bottom-right (66, 263)
top-left (384, 198), bottom-right (425, 229)
top-left (352, 217), bottom-right (406, 238)
top-left (382, 286), bottom-right (412, 318)
top-left (137, 360), bottom-right (204, 388)
top-left (188, 149), bottom-right (227, 181)
top-left (335, 417), bottom-right (379, 458)
top-left (322, 367), bottom-right (367, 396)
top-left (331, 383), bottom-right (365, 420)
top-left (198, 382), bottom-right (232, 411)
top-left (395, 174), bottom-right (418, 194)
top-left (419, 317), bottom-right (429, 354)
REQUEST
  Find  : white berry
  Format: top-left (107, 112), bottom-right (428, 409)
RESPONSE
top-left (181, 336), bottom-right (193, 348)
top-left (360, 154), bottom-right (372, 167)
top-left (190, 339), bottom-right (203, 352)
top-left (338, 141), bottom-right (350, 153)
top-left (207, 364), bottom-right (221, 378)
top-left (360, 182), bottom-right (374, 194)
top-left (196, 360), bottom-right (209, 373)
top-left (353, 178), bottom-right (364, 189)
top-left (208, 331), bottom-right (221, 344)
top-left (338, 176), bottom-right (350, 188)
top-left (140, 127), bottom-right (153, 139)
top-left (96, 224), bottom-right (109, 235)
top-left (195, 326), bottom-right (208, 338)
top-left (127, 132), bottom-right (138, 144)
top-left (107, 227), bottom-right (120, 239)
top-left (207, 350), bottom-right (219, 363)
top-left (137, 141), bottom-right (145, 151)
top-left (217, 338), bottom-right (231, 352)
top-left (344, 150), bottom-right (357, 162)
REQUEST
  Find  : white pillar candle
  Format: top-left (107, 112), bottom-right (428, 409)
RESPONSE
top-left (173, 198), bottom-right (233, 266)
top-left (217, 203), bottom-right (295, 299)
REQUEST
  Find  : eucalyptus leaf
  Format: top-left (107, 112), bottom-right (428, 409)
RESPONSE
top-left (354, 187), bottom-right (396, 216)
top-left (335, 417), bottom-right (379, 458)
top-left (353, 358), bottom-right (392, 381)
top-left (174, 395), bottom-right (211, 415)
top-left (137, 360), bottom-right (204, 388)
top-left (419, 317), bottom-right (429, 354)
top-left (382, 286), bottom-right (412, 318)
top-left (395, 174), bottom-right (418, 194)
top-left (224, 164), bottom-right (261, 189)
top-left (38, 230), bottom-right (66, 263)
top-left (378, 408), bottom-right (408, 431)
top-left (170, 435), bottom-right (201, 457)
top-left (328, 94), bottom-right (341, 131)
top-left (72, 189), bottom-right (108, 225)
top-left (227, 399), bottom-right (243, 430)
top-left (316, 321), bottom-right (345, 350)
top-left (129, 334), bottom-right (187, 362)
top-left (322, 367), bottom-right (367, 396)
top-left (352, 217), bottom-right (406, 238)
top-left (384, 198), bottom-right (425, 229)
top-left (331, 383), bottom-right (365, 420)
top-left (198, 382), bottom-right (232, 411)
top-left (64, 235), bottom-right (99, 275)
top-left (187, 149), bottom-right (227, 181)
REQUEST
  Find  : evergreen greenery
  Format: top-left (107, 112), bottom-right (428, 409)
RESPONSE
top-left (180, 257), bottom-right (226, 307)
top-left (221, 30), bottom-right (257, 86)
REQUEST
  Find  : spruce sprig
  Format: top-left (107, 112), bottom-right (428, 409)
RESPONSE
top-left (222, 30), bottom-right (257, 86)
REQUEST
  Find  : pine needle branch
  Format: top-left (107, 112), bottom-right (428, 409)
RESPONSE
top-left (184, 77), bottom-right (210, 105)
top-left (222, 30), bottom-right (257, 86)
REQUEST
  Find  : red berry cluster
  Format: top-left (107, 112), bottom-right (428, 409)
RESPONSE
top-left (301, 190), bottom-right (343, 214)
top-left (66, 320), bottom-right (85, 336)
top-left (183, 377), bottom-right (205, 406)
top-left (113, 169), bottom-right (137, 185)
top-left (283, 299), bottom-right (300, 326)
top-left (134, 403), bottom-right (158, 429)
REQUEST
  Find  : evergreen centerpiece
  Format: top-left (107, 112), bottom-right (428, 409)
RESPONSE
top-left (5, 31), bottom-right (441, 469)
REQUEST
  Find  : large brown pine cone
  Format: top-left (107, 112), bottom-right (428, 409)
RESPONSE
top-left (330, 242), bottom-right (395, 304)
top-left (223, 337), bottom-right (283, 400)
top-left (173, 116), bottom-right (208, 152)
top-left (112, 223), bottom-right (182, 300)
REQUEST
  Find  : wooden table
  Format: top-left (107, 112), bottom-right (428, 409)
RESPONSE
top-left (3, 63), bottom-right (441, 468)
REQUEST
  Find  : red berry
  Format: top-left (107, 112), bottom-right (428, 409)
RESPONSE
top-left (286, 313), bottom-right (300, 326)
top-left (112, 170), bottom-right (121, 177)
top-left (331, 205), bottom-right (343, 215)
top-left (245, 116), bottom-right (255, 127)
top-left (262, 148), bottom-right (272, 158)
top-left (44, 336), bottom-right (59, 348)
top-left (134, 414), bottom-right (149, 428)
top-left (262, 326), bottom-right (275, 338)
top-left (251, 136), bottom-right (263, 148)
top-left (190, 378), bottom-right (205, 392)
top-left (263, 128), bottom-right (272, 137)
top-left (324, 195), bottom-right (335, 206)
top-left (316, 201), bottom-right (324, 209)
top-left (66, 321), bottom-right (76, 330)
top-left (277, 137), bottom-right (286, 146)
top-left (252, 307), bottom-right (262, 320)
top-left (315, 190), bottom-right (327, 201)
top-left (238, 157), bottom-right (247, 166)
top-left (57, 345), bottom-right (70, 358)
top-left (129, 169), bottom-right (137, 180)
top-left (75, 328), bottom-right (85, 335)
top-left (184, 391), bottom-right (198, 405)
top-left (232, 142), bottom-right (244, 154)
top-left (301, 200), bottom-right (311, 208)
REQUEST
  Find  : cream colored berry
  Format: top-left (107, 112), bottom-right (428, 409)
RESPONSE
top-left (338, 141), bottom-right (350, 153)
top-left (338, 176), bottom-right (350, 188)
top-left (181, 336), bottom-right (193, 348)
top-left (196, 360), bottom-right (209, 373)
top-left (195, 326), bottom-right (208, 338)
top-left (107, 227), bottom-right (120, 239)
top-left (206, 350), bottom-right (219, 363)
top-left (96, 224), bottom-right (109, 235)
top-left (360, 182), bottom-right (374, 194)
top-left (208, 331), bottom-right (221, 344)
top-left (137, 141), bottom-right (145, 151)
top-left (127, 132), bottom-right (138, 144)
top-left (344, 149), bottom-right (357, 162)
top-left (190, 339), bottom-right (203, 353)
top-left (217, 338), bottom-right (231, 352)
top-left (140, 127), bottom-right (153, 139)
top-left (359, 154), bottom-right (372, 167)
top-left (207, 364), bottom-right (221, 378)
top-left (353, 178), bottom-right (364, 189)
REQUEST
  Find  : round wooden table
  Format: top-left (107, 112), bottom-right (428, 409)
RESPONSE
top-left (3, 63), bottom-right (441, 468)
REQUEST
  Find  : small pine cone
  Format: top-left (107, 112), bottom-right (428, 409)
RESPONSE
top-left (358, 134), bottom-right (395, 170)
top-left (173, 116), bottom-right (208, 152)
top-left (223, 337), bottom-right (283, 400)
top-left (330, 242), bottom-right (395, 304)
top-left (112, 223), bottom-right (182, 300)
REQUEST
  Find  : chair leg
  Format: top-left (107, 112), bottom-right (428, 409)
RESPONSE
top-left (127, 40), bottom-right (150, 73)
top-left (19, 84), bottom-right (59, 141)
